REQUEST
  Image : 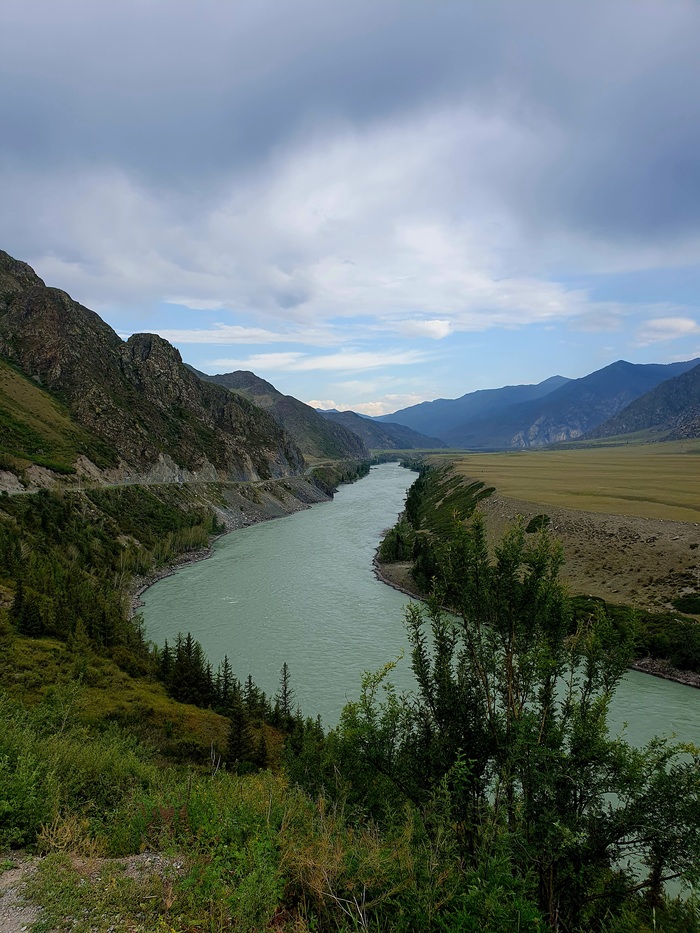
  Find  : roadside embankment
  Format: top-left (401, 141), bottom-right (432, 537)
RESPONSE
top-left (129, 461), bottom-right (370, 616)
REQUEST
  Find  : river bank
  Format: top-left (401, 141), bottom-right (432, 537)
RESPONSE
top-left (128, 473), bottom-right (338, 618)
top-left (374, 555), bottom-right (700, 691)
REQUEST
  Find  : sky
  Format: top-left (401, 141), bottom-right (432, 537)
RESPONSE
top-left (1, 1), bottom-right (699, 416)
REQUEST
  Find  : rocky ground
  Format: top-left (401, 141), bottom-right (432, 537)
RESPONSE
top-left (0, 857), bottom-right (39, 933)
top-left (476, 493), bottom-right (700, 613)
top-left (0, 853), bottom-right (185, 933)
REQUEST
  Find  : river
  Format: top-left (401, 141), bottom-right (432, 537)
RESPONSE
top-left (141, 462), bottom-right (699, 745)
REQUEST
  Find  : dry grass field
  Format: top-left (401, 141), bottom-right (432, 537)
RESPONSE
top-left (429, 440), bottom-right (700, 523)
top-left (421, 442), bottom-right (700, 611)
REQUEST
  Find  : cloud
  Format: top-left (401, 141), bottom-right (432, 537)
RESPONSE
top-left (306, 392), bottom-right (429, 417)
top-left (351, 394), bottom-right (428, 417)
top-left (210, 348), bottom-right (428, 373)
top-left (306, 400), bottom-right (338, 411)
top-left (3, 0), bottom-right (700, 405)
top-left (155, 323), bottom-right (338, 346)
top-left (636, 316), bottom-right (700, 345)
top-left (397, 319), bottom-right (451, 339)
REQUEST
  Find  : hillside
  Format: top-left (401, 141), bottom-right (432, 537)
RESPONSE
top-left (318, 407), bottom-right (445, 449)
top-left (376, 375), bottom-right (570, 440)
top-left (443, 359), bottom-right (700, 449)
top-left (585, 362), bottom-right (700, 442)
top-left (193, 368), bottom-right (369, 461)
top-left (0, 250), bottom-right (304, 482)
top-left (0, 357), bottom-right (116, 475)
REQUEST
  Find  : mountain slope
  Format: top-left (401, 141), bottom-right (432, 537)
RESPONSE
top-left (318, 408), bottom-right (445, 449)
top-left (585, 363), bottom-right (700, 441)
top-left (192, 369), bottom-right (369, 461)
top-left (0, 357), bottom-right (117, 473)
top-left (446, 359), bottom-right (700, 449)
top-left (377, 376), bottom-right (570, 441)
top-left (0, 250), bottom-right (304, 481)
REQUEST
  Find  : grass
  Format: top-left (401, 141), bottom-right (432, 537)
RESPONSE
top-left (0, 359), bottom-right (115, 472)
top-left (0, 636), bottom-right (230, 762)
top-left (426, 440), bottom-right (700, 522)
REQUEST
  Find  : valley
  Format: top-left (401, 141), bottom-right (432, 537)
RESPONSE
top-left (378, 443), bottom-right (700, 614)
top-left (2, 247), bottom-right (700, 931)
top-left (451, 442), bottom-right (700, 612)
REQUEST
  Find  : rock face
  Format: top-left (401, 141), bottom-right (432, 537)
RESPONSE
top-left (585, 363), bottom-right (700, 442)
top-left (194, 368), bottom-right (369, 461)
top-left (0, 250), bottom-right (304, 481)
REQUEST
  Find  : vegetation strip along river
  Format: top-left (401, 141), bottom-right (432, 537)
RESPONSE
top-left (142, 463), bottom-right (700, 745)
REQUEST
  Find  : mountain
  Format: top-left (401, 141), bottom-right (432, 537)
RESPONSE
top-left (0, 250), bottom-right (304, 481)
top-left (377, 376), bottom-right (570, 441)
top-left (444, 359), bottom-right (700, 449)
top-left (584, 362), bottom-right (700, 442)
top-left (191, 369), bottom-right (369, 461)
top-left (318, 408), bottom-right (445, 449)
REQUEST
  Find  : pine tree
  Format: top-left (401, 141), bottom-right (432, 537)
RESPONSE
top-left (227, 696), bottom-right (253, 766)
top-left (275, 661), bottom-right (295, 727)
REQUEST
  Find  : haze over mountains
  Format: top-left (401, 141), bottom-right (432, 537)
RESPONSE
top-left (317, 408), bottom-right (445, 450)
top-left (380, 360), bottom-right (700, 449)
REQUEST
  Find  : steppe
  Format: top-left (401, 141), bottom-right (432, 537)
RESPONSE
top-left (409, 442), bottom-right (700, 613)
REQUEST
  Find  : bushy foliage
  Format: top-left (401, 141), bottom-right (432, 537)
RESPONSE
top-left (0, 486), bottom-right (217, 667)
top-left (333, 516), bottom-right (700, 931)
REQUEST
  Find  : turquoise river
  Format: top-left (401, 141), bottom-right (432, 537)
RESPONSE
top-left (142, 462), bottom-right (699, 745)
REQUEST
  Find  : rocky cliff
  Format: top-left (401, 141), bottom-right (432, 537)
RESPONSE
top-left (0, 250), bottom-right (304, 481)
top-left (193, 368), bottom-right (369, 461)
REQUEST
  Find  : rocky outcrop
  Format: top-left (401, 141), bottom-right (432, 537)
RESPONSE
top-left (195, 368), bottom-right (369, 461)
top-left (0, 250), bottom-right (304, 481)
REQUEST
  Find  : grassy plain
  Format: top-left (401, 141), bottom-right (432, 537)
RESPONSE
top-left (426, 440), bottom-right (700, 523)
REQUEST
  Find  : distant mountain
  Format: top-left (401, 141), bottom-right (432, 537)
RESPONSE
top-left (192, 369), bottom-right (369, 461)
top-left (377, 376), bottom-right (570, 441)
top-left (585, 362), bottom-right (700, 442)
top-left (0, 250), bottom-right (304, 481)
top-left (318, 408), bottom-right (445, 449)
top-left (445, 359), bottom-right (700, 449)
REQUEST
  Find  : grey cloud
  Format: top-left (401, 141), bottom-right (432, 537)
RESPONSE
top-left (2, 0), bottom-right (700, 301)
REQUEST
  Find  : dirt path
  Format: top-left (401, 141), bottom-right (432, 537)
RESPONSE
top-left (0, 858), bottom-right (39, 933)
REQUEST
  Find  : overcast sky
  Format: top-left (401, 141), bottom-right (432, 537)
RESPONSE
top-left (2, 0), bottom-right (699, 414)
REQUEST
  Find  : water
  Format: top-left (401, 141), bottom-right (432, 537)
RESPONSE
top-left (142, 463), bottom-right (700, 746)
top-left (142, 462), bottom-right (419, 724)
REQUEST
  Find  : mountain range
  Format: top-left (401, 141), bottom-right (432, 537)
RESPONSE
top-left (585, 362), bottom-right (700, 442)
top-left (189, 368), bottom-right (370, 462)
top-left (1, 248), bottom-right (698, 486)
top-left (317, 408), bottom-right (445, 450)
top-left (379, 360), bottom-right (700, 448)
top-left (0, 250), bottom-right (304, 482)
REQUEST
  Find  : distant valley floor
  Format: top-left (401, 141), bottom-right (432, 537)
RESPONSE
top-left (477, 492), bottom-right (699, 613)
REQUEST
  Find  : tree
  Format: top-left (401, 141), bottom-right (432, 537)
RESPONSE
top-left (335, 516), bottom-right (700, 931)
top-left (274, 661), bottom-right (295, 727)
top-left (227, 695), bottom-right (254, 767)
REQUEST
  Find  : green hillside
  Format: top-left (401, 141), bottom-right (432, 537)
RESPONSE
top-left (0, 358), bottom-right (115, 473)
